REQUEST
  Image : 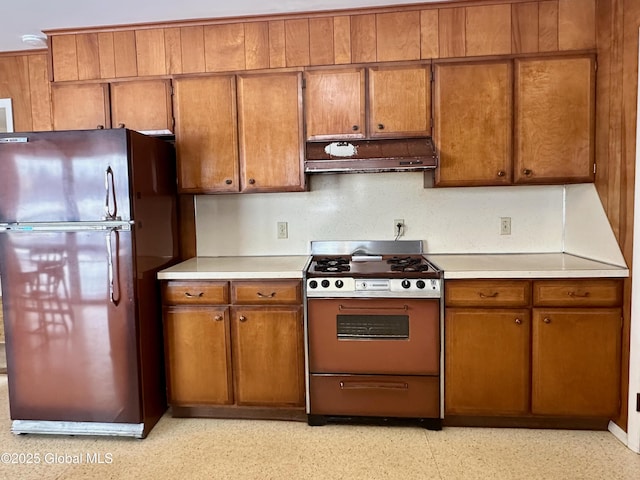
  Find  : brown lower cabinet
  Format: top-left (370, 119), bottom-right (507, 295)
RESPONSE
top-left (162, 280), bottom-right (305, 420)
top-left (445, 278), bottom-right (623, 426)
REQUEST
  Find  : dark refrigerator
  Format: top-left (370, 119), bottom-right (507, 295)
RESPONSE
top-left (0, 128), bottom-right (179, 438)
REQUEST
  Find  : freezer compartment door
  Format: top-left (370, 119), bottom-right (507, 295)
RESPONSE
top-left (0, 129), bottom-right (132, 223)
top-left (0, 229), bottom-right (142, 423)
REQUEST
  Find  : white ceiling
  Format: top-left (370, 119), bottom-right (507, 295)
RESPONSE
top-left (4, 0), bottom-right (451, 53)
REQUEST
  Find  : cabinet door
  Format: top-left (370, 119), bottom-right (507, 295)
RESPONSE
top-left (231, 306), bottom-right (304, 406)
top-left (110, 79), bottom-right (173, 134)
top-left (514, 56), bottom-right (595, 184)
top-left (531, 308), bottom-right (621, 417)
top-left (173, 76), bottom-right (239, 193)
top-left (368, 65), bottom-right (430, 138)
top-left (164, 306), bottom-right (233, 405)
top-left (445, 308), bottom-right (530, 415)
top-left (304, 68), bottom-right (366, 140)
top-left (434, 61), bottom-right (512, 186)
top-left (237, 72), bottom-right (305, 192)
top-left (51, 83), bottom-right (110, 131)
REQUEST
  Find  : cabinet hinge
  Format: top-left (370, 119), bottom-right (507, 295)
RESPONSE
top-left (637, 393), bottom-right (640, 412)
top-left (302, 78), bottom-right (306, 90)
top-left (430, 68), bottom-right (435, 83)
top-left (593, 163), bottom-right (597, 175)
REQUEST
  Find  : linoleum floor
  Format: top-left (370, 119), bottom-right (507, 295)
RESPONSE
top-left (0, 375), bottom-right (638, 479)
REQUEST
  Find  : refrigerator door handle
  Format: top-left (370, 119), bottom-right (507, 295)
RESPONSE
top-left (106, 227), bottom-right (121, 306)
top-left (104, 166), bottom-right (121, 221)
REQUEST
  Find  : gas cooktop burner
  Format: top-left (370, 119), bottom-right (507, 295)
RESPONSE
top-left (314, 257), bottom-right (351, 273)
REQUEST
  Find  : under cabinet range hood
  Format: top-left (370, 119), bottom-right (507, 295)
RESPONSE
top-left (304, 137), bottom-right (438, 174)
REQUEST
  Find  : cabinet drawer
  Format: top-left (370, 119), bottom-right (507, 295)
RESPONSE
top-left (445, 280), bottom-right (531, 307)
top-left (163, 281), bottom-right (229, 305)
top-left (231, 281), bottom-right (302, 305)
top-left (533, 279), bottom-right (623, 307)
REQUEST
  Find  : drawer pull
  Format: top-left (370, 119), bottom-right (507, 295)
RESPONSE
top-left (568, 291), bottom-right (590, 298)
top-left (214, 315), bottom-right (223, 322)
top-left (478, 292), bottom-right (499, 298)
top-left (515, 318), bottom-right (522, 325)
top-left (543, 317), bottom-right (551, 324)
top-left (257, 292), bottom-right (276, 298)
top-left (339, 381), bottom-right (408, 390)
top-left (184, 292), bottom-right (204, 298)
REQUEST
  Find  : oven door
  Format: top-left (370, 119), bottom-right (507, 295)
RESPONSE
top-left (307, 298), bottom-right (439, 375)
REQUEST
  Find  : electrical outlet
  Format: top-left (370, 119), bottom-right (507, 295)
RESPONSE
top-left (500, 217), bottom-right (511, 235)
top-left (277, 221), bottom-right (288, 239)
top-left (394, 219), bottom-right (405, 238)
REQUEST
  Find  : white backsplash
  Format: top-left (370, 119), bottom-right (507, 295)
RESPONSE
top-left (195, 172), bottom-right (567, 257)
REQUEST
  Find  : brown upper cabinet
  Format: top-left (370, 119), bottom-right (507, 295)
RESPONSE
top-left (514, 55), bottom-right (595, 184)
top-left (51, 79), bottom-right (173, 134)
top-left (434, 60), bottom-right (513, 187)
top-left (434, 54), bottom-right (595, 187)
top-left (304, 64), bottom-right (431, 141)
top-left (174, 71), bottom-right (305, 194)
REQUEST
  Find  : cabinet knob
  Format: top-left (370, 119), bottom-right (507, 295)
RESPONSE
top-left (225, 179), bottom-right (232, 185)
top-left (118, 123), bottom-right (125, 129)
top-left (97, 125), bottom-right (105, 129)
top-left (248, 178), bottom-right (256, 185)
top-left (522, 169), bottom-right (532, 176)
top-left (214, 315), bottom-right (223, 322)
top-left (352, 125), bottom-right (359, 131)
top-left (543, 317), bottom-right (551, 324)
top-left (239, 315), bottom-right (247, 322)
top-left (377, 123), bottom-right (384, 130)
top-left (515, 318), bottom-right (522, 325)
top-left (497, 170), bottom-right (505, 177)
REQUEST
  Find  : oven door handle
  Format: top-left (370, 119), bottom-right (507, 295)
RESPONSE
top-left (338, 304), bottom-right (408, 311)
top-left (339, 381), bottom-right (409, 390)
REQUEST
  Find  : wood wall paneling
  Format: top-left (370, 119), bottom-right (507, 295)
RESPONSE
top-left (512, 2), bottom-right (540, 54)
top-left (164, 27), bottom-right (183, 75)
top-left (309, 17), bottom-right (334, 66)
top-left (333, 15), bottom-right (351, 64)
top-left (376, 11), bottom-right (421, 62)
top-left (180, 26), bottom-right (205, 74)
top-left (559, 0), bottom-right (596, 51)
top-left (244, 22), bottom-right (270, 71)
top-left (421, 9), bottom-right (440, 59)
top-left (465, 4), bottom-right (512, 57)
top-left (539, 0), bottom-right (560, 52)
top-left (351, 14), bottom-right (377, 64)
top-left (97, 32), bottom-right (116, 79)
top-left (268, 21), bottom-right (286, 69)
top-left (136, 28), bottom-right (168, 77)
top-left (205, 23), bottom-right (246, 72)
top-left (27, 54), bottom-right (52, 131)
top-left (285, 19), bottom-right (310, 67)
top-left (0, 56), bottom-right (32, 131)
top-left (76, 33), bottom-right (100, 80)
top-left (439, 8), bottom-right (466, 58)
top-left (113, 31), bottom-right (138, 78)
top-left (51, 35), bottom-right (78, 81)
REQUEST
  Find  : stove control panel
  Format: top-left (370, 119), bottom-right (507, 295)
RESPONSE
top-left (306, 277), bottom-right (441, 298)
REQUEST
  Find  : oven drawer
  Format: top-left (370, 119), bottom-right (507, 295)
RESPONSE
top-left (163, 281), bottom-right (229, 305)
top-left (309, 374), bottom-right (440, 418)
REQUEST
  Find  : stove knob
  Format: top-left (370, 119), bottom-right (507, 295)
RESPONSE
top-left (335, 280), bottom-right (344, 288)
top-left (416, 280), bottom-right (426, 289)
top-left (401, 280), bottom-right (411, 289)
top-left (321, 279), bottom-right (330, 288)
top-left (309, 280), bottom-right (318, 289)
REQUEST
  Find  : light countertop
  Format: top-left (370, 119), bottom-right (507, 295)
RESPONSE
top-left (157, 256), bottom-right (310, 280)
top-left (425, 253), bottom-right (629, 279)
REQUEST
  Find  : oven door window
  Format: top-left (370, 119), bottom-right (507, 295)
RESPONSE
top-left (336, 314), bottom-right (409, 339)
